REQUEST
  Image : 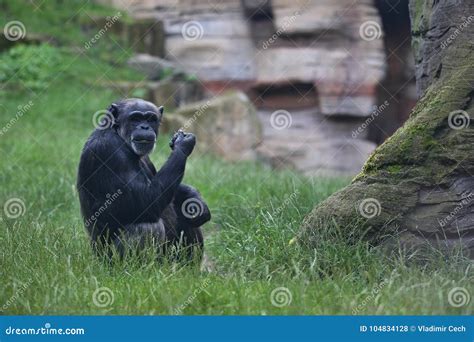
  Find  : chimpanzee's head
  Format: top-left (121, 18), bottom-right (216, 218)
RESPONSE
top-left (108, 98), bottom-right (163, 157)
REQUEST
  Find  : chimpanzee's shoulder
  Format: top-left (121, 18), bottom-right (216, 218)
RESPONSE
top-left (80, 129), bottom-right (129, 165)
top-left (83, 129), bottom-right (121, 153)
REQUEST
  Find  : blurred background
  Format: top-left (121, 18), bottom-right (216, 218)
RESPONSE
top-left (95, 0), bottom-right (416, 176)
top-left (1, 0), bottom-right (416, 177)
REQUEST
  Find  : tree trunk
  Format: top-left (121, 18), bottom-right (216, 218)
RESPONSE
top-left (300, 0), bottom-right (474, 257)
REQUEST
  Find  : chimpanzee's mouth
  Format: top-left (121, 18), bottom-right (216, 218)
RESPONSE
top-left (132, 139), bottom-right (155, 144)
top-left (131, 138), bottom-right (156, 156)
top-left (132, 138), bottom-right (155, 144)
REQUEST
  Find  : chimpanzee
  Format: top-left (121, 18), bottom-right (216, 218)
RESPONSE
top-left (77, 98), bottom-right (211, 260)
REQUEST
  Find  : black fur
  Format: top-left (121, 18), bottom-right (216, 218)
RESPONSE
top-left (77, 98), bottom-right (210, 260)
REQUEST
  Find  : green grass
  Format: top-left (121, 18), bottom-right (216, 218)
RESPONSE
top-left (1, 1), bottom-right (473, 316)
top-left (1, 0), bottom-right (129, 45)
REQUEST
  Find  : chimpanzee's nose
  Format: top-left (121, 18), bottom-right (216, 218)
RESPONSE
top-left (140, 124), bottom-right (149, 130)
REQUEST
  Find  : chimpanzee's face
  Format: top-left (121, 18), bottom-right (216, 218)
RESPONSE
top-left (114, 99), bottom-right (163, 157)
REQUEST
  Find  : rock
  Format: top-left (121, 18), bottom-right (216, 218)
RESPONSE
top-left (172, 92), bottom-right (262, 160)
top-left (256, 108), bottom-right (376, 176)
top-left (97, 79), bottom-right (204, 110)
top-left (101, 0), bottom-right (405, 177)
top-left (241, 0), bottom-right (272, 17)
top-left (148, 79), bottom-right (204, 109)
top-left (164, 13), bottom-right (256, 81)
top-left (126, 0), bottom-right (257, 82)
top-left (128, 18), bottom-right (165, 56)
top-left (166, 36), bottom-right (256, 81)
top-left (255, 47), bottom-right (383, 116)
top-left (256, 0), bottom-right (385, 118)
top-left (127, 54), bottom-right (180, 80)
top-left (300, 0), bottom-right (474, 258)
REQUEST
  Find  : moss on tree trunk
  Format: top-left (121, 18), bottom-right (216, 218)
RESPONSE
top-left (300, 0), bottom-right (474, 257)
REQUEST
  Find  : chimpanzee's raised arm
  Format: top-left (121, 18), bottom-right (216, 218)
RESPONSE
top-left (149, 132), bottom-right (196, 214)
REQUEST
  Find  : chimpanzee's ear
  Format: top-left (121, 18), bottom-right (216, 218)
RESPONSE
top-left (157, 106), bottom-right (164, 119)
top-left (108, 103), bottom-right (119, 119)
top-left (107, 103), bottom-right (119, 128)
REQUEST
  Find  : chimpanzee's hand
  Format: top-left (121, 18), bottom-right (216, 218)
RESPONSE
top-left (169, 129), bottom-right (185, 149)
top-left (170, 129), bottom-right (196, 156)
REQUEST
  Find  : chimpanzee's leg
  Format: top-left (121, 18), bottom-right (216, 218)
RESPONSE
top-left (113, 221), bottom-right (166, 258)
top-left (170, 184), bottom-right (210, 257)
top-left (174, 184), bottom-right (211, 228)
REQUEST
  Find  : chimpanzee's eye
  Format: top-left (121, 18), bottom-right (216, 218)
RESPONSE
top-left (130, 114), bottom-right (142, 122)
top-left (147, 115), bottom-right (158, 122)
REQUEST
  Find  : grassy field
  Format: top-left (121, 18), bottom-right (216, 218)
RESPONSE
top-left (1, 1), bottom-right (473, 315)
